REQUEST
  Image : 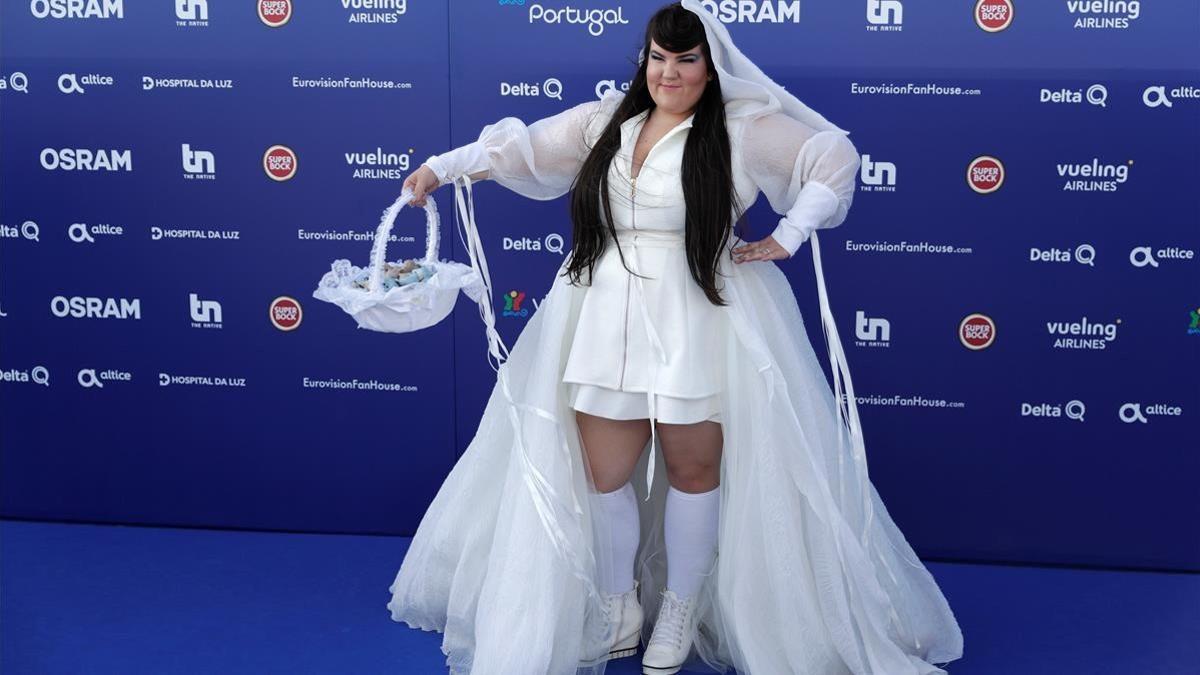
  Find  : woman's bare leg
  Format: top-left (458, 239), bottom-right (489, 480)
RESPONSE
top-left (576, 410), bottom-right (651, 492)
top-left (658, 420), bottom-right (723, 493)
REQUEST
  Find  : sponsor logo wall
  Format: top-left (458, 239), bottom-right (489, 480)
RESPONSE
top-left (1, 1), bottom-right (1196, 570)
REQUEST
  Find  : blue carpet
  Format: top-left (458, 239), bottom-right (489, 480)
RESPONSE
top-left (1, 520), bottom-right (1196, 674)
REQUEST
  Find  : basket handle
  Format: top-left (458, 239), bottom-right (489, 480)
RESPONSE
top-left (366, 187), bottom-right (441, 293)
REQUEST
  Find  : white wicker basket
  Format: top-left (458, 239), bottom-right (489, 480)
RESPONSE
top-left (313, 187), bottom-right (483, 333)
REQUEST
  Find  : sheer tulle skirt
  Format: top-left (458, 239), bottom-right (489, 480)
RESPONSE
top-left (387, 246), bottom-right (963, 675)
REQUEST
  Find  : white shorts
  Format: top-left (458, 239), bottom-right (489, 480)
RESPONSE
top-left (567, 382), bottom-right (722, 424)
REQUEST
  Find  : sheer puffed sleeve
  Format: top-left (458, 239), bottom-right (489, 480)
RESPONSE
top-left (741, 112), bottom-right (861, 257)
top-left (422, 92), bottom-right (616, 201)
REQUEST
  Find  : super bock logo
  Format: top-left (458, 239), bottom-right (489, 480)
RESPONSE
top-left (263, 145), bottom-right (298, 181)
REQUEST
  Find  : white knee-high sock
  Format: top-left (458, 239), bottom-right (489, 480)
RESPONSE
top-left (589, 481), bottom-right (640, 595)
top-left (665, 483), bottom-right (721, 600)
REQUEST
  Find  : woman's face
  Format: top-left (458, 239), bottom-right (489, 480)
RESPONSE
top-left (645, 38), bottom-right (710, 116)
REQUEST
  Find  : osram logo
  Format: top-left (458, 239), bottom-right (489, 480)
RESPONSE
top-left (269, 296), bottom-right (302, 330)
top-left (966, 155), bottom-right (1004, 194)
top-left (41, 148), bottom-right (132, 171)
top-left (258, 0), bottom-right (292, 27)
top-left (31, 0), bottom-right (124, 19)
top-left (974, 0), bottom-right (1013, 32)
top-left (51, 295), bottom-right (141, 319)
top-left (263, 145), bottom-right (297, 181)
top-left (697, 0), bottom-right (801, 23)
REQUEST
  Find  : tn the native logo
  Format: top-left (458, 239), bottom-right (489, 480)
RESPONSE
top-left (176, 0), bottom-right (208, 21)
top-left (189, 293), bottom-right (222, 324)
top-left (182, 143), bottom-right (215, 174)
top-left (867, 0), bottom-right (903, 25)
top-left (861, 154), bottom-right (896, 187)
top-left (855, 310), bottom-right (891, 342)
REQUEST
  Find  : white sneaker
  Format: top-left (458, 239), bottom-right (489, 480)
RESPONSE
top-left (641, 589), bottom-right (699, 675)
top-left (578, 581), bottom-right (643, 666)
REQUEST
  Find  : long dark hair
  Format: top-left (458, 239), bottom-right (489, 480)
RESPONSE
top-left (560, 1), bottom-right (748, 306)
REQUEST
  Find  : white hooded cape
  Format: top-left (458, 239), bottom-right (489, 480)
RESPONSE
top-left (388, 2), bottom-right (963, 673)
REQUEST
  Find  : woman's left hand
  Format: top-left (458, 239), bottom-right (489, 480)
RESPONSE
top-left (733, 235), bottom-right (789, 263)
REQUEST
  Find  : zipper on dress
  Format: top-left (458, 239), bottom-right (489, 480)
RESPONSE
top-left (618, 174), bottom-right (637, 390)
top-left (615, 119), bottom-right (689, 391)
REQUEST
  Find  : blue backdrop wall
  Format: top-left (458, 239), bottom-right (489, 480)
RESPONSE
top-left (1, 1), bottom-right (1196, 572)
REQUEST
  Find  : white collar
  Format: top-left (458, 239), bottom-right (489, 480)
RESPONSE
top-left (618, 108), bottom-right (696, 145)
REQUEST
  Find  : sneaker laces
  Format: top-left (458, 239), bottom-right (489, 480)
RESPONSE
top-left (582, 593), bottom-right (623, 659)
top-left (597, 593), bottom-right (621, 629)
top-left (595, 583), bottom-right (637, 636)
top-left (648, 590), bottom-right (694, 650)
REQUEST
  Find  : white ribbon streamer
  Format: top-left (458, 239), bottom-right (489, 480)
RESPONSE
top-left (447, 175), bottom-right (603, 608)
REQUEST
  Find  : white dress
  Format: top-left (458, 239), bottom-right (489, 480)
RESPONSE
top-left (562, 106), bottom-right (727, 425)
top-left (395, 88), bottom-right (964, 675)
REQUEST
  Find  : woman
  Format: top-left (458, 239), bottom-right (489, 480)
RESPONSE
top-left (389, 2), bottom-right (963, 674)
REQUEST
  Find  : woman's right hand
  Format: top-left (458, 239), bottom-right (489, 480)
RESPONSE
top-left (403, 164), bottom-right (442, 207)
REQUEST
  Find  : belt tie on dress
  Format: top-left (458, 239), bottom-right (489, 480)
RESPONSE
top-left (612, 228), bottom-right (684, 501)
